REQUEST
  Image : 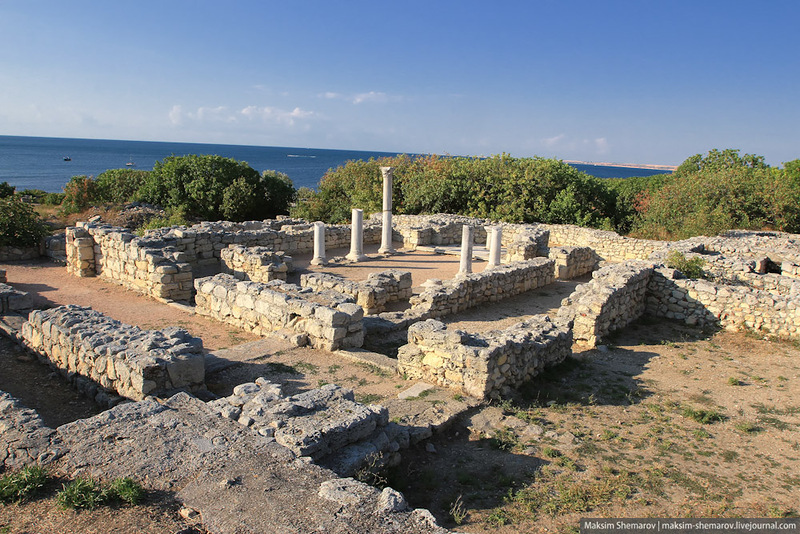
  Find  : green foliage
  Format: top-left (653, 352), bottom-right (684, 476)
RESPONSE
top-left (56, 477), bottom-right (104, 510)
top-left (0, 182), bottom-right (16, 198)
top-left (665, 251), bottom-right (706, 279)
top-left (60, 175), bottom-right (99, 214)
top-left (681, 406), bottom-right (726, 424)
top-left (43, 192), bottom-right (66, 205)
top-left (604, 174), bottom-right (669, 233)
top-left (94, 168), bottom-right (151, 204)
top-left (291, 154), bottom-right (618, 228)
top-left (135, 209), bottom-right (190, 235)
top-left (56, 476), bottom-right (145, 509)
top-left (102, 477), bottom-right (145, 505)
top-left (0, 465), bottom-right (48, 503)
top-left (138, 155), bottom-right (296, 221)
top-left (0, 197), bottom-right (49, 247)
top-left (633, 149), bottom-right (800, 240)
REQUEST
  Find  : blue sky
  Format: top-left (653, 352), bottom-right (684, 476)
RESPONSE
top-left (1, 1), bottom-right (798, 166)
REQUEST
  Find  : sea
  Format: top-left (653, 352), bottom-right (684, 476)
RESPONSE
top-left (0, 135), bottom-right (672, 193)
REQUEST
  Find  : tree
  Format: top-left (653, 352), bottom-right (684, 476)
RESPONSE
top-left (137, 155), bottom-right (296, 221)
top-left (0, 197), bottom-right (49, 247)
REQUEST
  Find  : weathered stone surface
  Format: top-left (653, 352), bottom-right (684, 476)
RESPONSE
top-left (20, 305), bottom-right (205, 402)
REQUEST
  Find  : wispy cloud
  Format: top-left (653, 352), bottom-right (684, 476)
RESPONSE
top-left (318, 90), bottom-right (400, 105)
top-left (169, 104), bottom-right (314, 127)
top-left (543, 134), bottom-right (566, 149)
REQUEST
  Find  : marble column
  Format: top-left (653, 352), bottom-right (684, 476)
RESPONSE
top-left (458, 224), bottom-right (474, 276)
top-left (311, 221), bottom-right (327, 265)
top-left (378, 166), bottom-right (395, 254)
top-left (346, 208), bottom-right (367, 261)
top-left (485, 225), bottom-right (503, 270)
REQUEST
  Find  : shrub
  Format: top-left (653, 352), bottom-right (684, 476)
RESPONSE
top-left (95, 168), bottom-right (150, 204)
top-left (56, 477), bottom-right (104, 510)
top-left (0, 181), bottom-right (15, 198)
top-left (665, 250), bottom-right (706, 279)
top-left (135, 209), bottom-right (190, 235)
top-left (0, 196), bottom-right (50, 247)
top-left (633, 149), bottom-right (800, 239)
top-left (60, 175), bottom-right (99, 214)
top-left (291, 154), bottom-right (618, 228)
top-left (0, 465), bottom-right (48, 503)
top-left (137, 155), bottom-right (296, 221)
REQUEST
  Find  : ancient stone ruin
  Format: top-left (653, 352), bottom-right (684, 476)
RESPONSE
top-left (3, 177), bottom-right (800, 532)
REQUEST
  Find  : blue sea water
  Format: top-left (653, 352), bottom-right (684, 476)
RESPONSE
top-left (0, 135), bottom-right (671, 193)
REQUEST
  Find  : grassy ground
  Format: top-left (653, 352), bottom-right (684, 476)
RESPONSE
top-left (386, 318), bottom-right (800, 533)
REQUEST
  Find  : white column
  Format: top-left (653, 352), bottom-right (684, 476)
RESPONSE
top-left (485, 225), bottom-right (503, 270)
top-left (346, 208), bottom-right (367, 261)
top-left (311, 221), bottom-right (327, 265)
top-left (458, 224), bottom-right (474, 276)
top-left (378, 166), bottom-right (395, 254)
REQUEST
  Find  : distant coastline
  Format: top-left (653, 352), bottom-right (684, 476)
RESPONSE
top-left (564, 160), bottom-right (677, 171)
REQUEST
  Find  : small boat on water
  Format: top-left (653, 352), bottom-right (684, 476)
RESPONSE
top-left (126, 155), bottom-right (135, 167)
top-left (63, 156), bottom-right (71, 161)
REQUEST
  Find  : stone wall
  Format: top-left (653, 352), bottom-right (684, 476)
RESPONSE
top-left (409, 258), bottom-right (555, 319)
top-left (390, 214), bottom-right (490, 248)
top-left (300, 270), bottom-right (412, 315)
top-left (0, 390), bottom-right (58, 471)
top-left (0, 283), bottom-right (32, 314)
top-left (65, 224), bottom-right (194, 301)
top-left (504, 226), bottom-right (550, 261)
top-left (0, 245), bottom-right (41, 262)
top-left (545, 224), bottom-right (667, 262)
top-left (45, 234), bottom-right (67, 262)
top-left (548, 246), bottom-right (597, 279)
top-left (221, 244), bottom-right (293, 283)
top-left (20, 305), bottom-right (205, 403)
top-left (208, 380), bottom-right (408, 476)
top-left (397, 316), bottom-right (572, 399)
top-left (194, 273), bottom-right (365, 351)
top-left (558, 260), bottom-right (654, 347)
top-left (647, 268), bottom-right (800, 338)
top-left (147, 218), bottom-right (382, 263)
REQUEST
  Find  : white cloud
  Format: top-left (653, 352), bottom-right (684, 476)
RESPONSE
top-left (318, 90), bottom-right (400, 105)
top-left (543, 134), bottom-right (566, 149)
top-left (594, 137), bottom-right (609, 154)
top-left (168, 104), bottom-right (314, 128)
top-left (352, 91), bottom-right (388, 104)
top-left (168, 105), bottom-right (183, 125)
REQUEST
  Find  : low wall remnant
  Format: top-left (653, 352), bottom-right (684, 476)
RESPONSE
top-left (300, 270), bottom-right (412, 315)
top-left (397, 316), bottom-right (572, 399)
top-left (20, 305), bottom-right (205, 404)
top-left (194, 274), bottom-right (365, 351)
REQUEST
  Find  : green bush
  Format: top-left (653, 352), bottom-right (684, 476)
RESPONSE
top-left (56, 477), bottom-right (104, 510)
top-left (43, 192), bottom-right (66, 205)
top-left (665, 250), bottom-right (706, 279)
top-left (137, 155), bottom-right (296, 221)
top-left (95, 168), bottom-right (151, 204)
top-left (0, 197), bottom-right (49, 247)
top-left (291, 154), bottom-right (618, 229)
top-left (0, 181), bottom-right (15, 198)
top-left (135, 209), bottom-right (190, 235)
top-left (633, 149), bottom-right (800, 240)
top-left (0, 465), bottom-right (48, 503)
top-left (60, 175), bottom-right (99, 214)
top-left (56, 476), bottom-right (145, 510)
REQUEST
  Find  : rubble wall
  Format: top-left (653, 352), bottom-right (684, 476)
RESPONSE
top-left (545, 224), bottom-right (667, 262)
top-left (409, 258), bottom-right (555, 319)
top-left (647, 268), bottom-right (800, 338)
top-left (0, 390), bottom-right (58, 471)
top-left (194, 273), bottom-right (365, 351)
top-left (300, 270), bottom-right (412, 315)
top-left (65, 225), bottom-right (194, 301)
top-left (221, 245), bottom-right (293, 283)
top-left (548, 246), bottom-right (598, 279)
top-left (20, 305), bottom-right (205, 403)
top-left (558, 261), bottom-right (655, 347)
top-left (397, 316), bottom-right (572, 399)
